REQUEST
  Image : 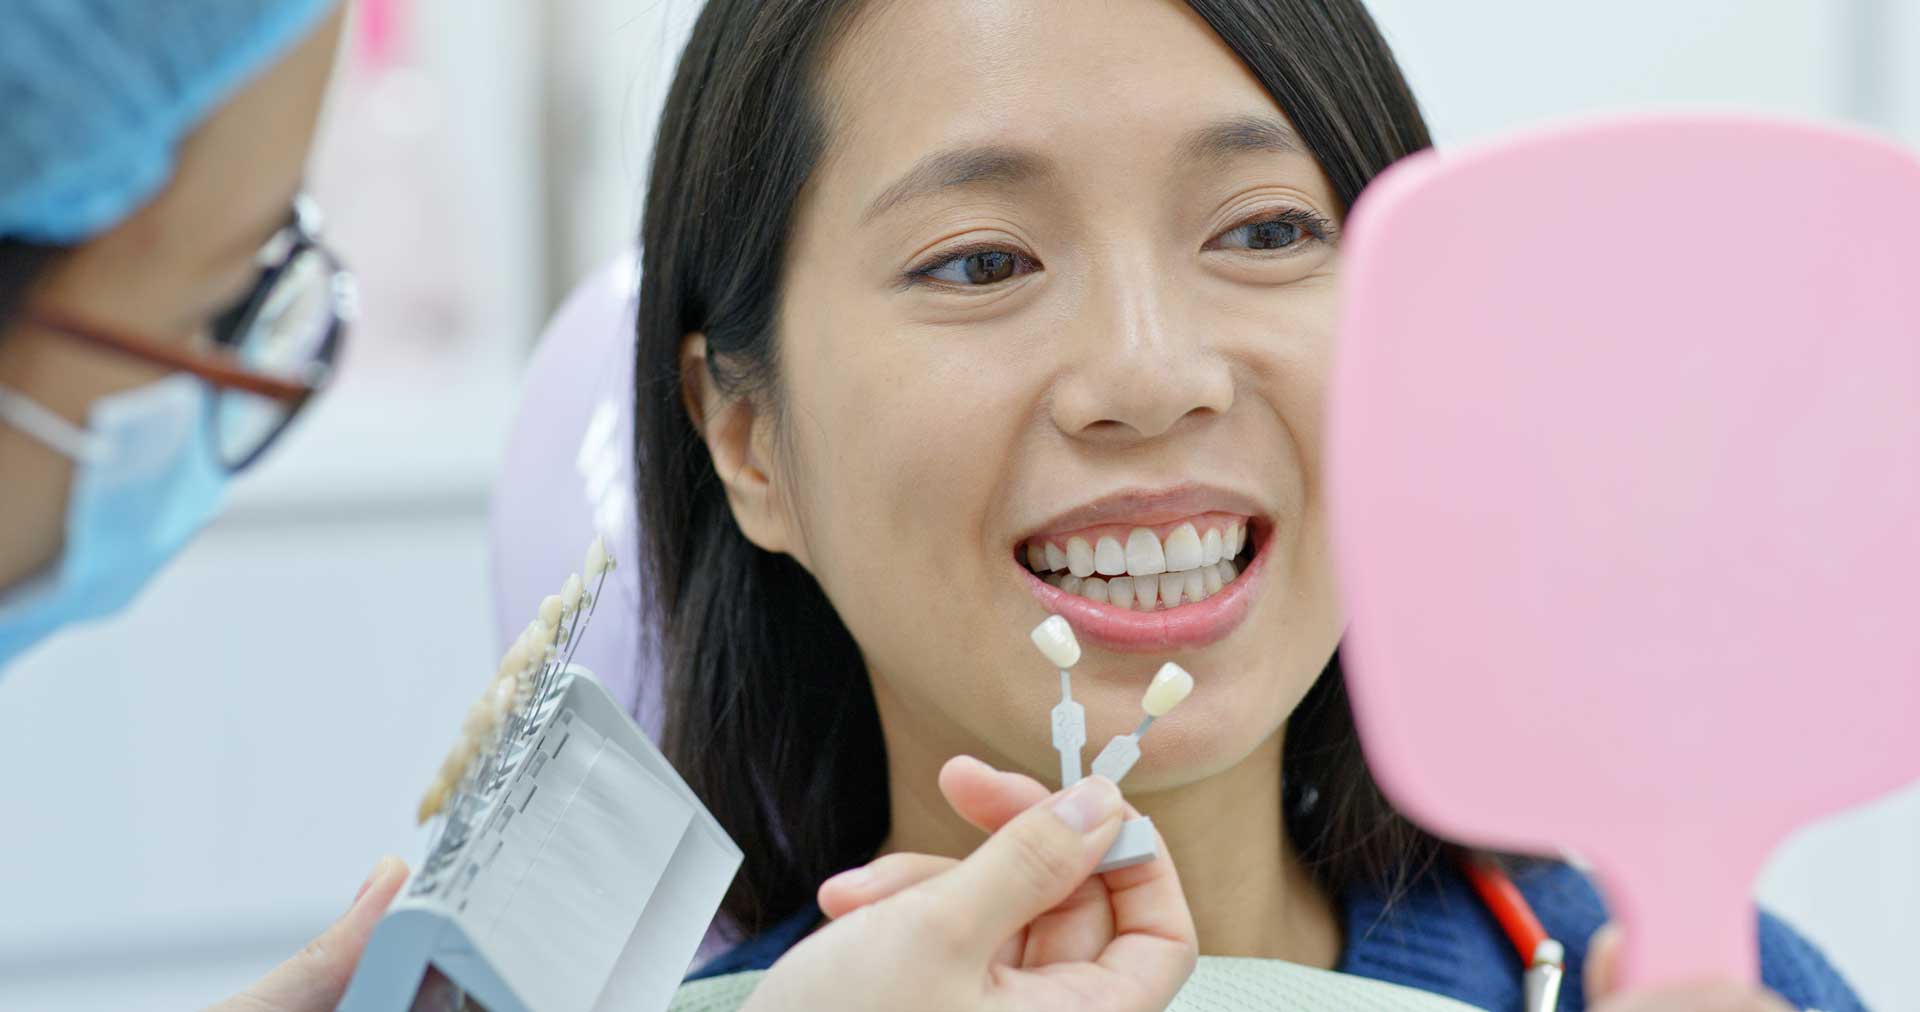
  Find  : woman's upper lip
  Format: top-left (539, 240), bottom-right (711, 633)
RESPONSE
top-left (1015, 483), bottom-right (1268, 543)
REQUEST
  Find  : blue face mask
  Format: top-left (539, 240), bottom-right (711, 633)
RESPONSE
top-left (0, 374), bottom-right (229, 669)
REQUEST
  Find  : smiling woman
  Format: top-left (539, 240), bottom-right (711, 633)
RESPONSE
top-left (639, 0), bottom-right (1436, 943)
top-left (632, 2), bottom-right (1863, 1011)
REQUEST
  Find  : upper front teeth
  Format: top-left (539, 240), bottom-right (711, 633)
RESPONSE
top-left (1066, 537), bottom-right (1096, 577)
top-left (1094, 537), bottom-right (1126, 576)
top-left (1044, 542), bottom-right (1068, 572)
top-left (1030, 519), bottom-right (1248, 580)
top-left (1125, 529), bottom-right (1166, 576)
top-left (1164, 523), bottom-right (1202, 571)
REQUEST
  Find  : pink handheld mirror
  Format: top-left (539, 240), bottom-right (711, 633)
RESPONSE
top-left (1328, 115), bottom-right (1920, 991)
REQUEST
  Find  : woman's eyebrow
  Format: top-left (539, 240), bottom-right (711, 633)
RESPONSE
top-left (1176, 114), bottom-right (1305, 165)
top-left (862, 145), bottom-right (1051, 223)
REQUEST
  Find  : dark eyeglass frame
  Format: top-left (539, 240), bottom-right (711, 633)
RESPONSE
top-left (22, 195), bottom-right (354, 473)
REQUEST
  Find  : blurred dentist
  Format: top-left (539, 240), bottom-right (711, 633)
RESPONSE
top-left (0, 3), bottom-right (405, 1009)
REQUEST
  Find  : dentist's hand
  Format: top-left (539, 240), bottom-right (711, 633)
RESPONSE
top-left (1584, 923), bottom-right (1795, 1012)
top-left (740, 756), bottom-right (1197, 1012)
top-left (205, 855), bottom-right (408, 1012)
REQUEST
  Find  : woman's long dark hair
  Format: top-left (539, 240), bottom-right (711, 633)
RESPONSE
top-left (636, 0), bottom-right (1445, 937)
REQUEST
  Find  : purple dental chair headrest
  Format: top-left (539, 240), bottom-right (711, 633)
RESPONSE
top-left (488, 250), bottom-right (663, 733)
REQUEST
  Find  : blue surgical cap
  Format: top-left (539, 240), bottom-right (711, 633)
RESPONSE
top-left (0, 0), bottom-right (339, 244)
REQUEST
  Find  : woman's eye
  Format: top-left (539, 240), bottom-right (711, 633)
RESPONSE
top-left (1214, 217), bottom-right (1306, 251)
top-left (916, 248), bottom-right (1030, 286)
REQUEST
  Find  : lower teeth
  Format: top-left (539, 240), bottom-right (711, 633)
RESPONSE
top-left (1041, 554), bottom-right (1245, 610)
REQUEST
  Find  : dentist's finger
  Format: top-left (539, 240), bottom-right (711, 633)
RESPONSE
top-left (913, 775), bottom-right (1126, 957)
top-left (213, 856), bottom-right (408, 1012)
top-left (819, 852), bottom-right (958, 919)
top-left (1095, 821), bottom-right (1198, 993)
top-left (938, 754), bottom-right (1052, 834)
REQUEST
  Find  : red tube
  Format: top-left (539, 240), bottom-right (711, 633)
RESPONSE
top-left (1458, 851), bottom-right (1555, 966)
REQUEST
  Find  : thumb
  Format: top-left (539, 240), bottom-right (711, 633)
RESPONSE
top-left (914, 775), bottom-right (1126, 956)
top-left (1585, 922), bottom-right (1623, 1007)
top-left (212, 856), bottom-right (409, 1012)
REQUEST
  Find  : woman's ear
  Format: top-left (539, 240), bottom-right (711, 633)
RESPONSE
top-left (679, 333), bottom-right (794, 557)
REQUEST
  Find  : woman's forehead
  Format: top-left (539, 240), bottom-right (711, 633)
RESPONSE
top-left (813, 0), bottom-right (1302, 207)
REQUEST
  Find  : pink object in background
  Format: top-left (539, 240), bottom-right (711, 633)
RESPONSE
top-left (1328, 115), bottom-right (1920, 992)
top-left (356, 0), bottom-right (401, 71)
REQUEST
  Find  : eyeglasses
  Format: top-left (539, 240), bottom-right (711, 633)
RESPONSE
top-left (23, 194), bottom-right (354, 473)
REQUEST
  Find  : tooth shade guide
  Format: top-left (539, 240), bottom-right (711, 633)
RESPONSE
top-left (1144, 662), bottom-right (1195, 716)
top-left (417, 538), bottom-right (618, 832)
top-left (538, 594), bottom-right (565, 630)
top-left (1030, 614), bottom-right (1083, 669)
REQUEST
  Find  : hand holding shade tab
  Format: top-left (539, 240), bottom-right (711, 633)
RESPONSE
top-left (1328, 115), bottom-right (1920, 992)
top-left (1029, 616), bottom-right (1193, 873)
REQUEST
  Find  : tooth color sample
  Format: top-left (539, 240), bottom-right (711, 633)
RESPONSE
top-left (1030, 615), bottom-right (1081, 668)
top-left (1143, 662), bottom-right (1194, 716)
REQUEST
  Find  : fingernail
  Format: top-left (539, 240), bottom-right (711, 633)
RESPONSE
top-left (351, 863), bottom-right (378, 908)
top-left (349, 856), bottom-right (400, 914)
top-left (1050, 776), bottom-right (1121, 833)
top-left (829, 866), bottom-right (872, 890)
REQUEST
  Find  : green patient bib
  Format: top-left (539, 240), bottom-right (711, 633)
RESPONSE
top-left (667, 956), bottom-right (1487, 1011)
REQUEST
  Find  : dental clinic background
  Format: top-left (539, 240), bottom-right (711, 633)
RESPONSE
top-left (1, 2), bottom-right (1915, 1009)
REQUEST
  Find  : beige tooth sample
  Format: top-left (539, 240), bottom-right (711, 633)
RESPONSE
top-left (1082, 577), bottom-right (1109, 603)
top-left (1143, 661), bottom-right (1195, 716)
top-left (1030, 615), bottom-right (1082, 668)
top-left (1164, 523), bottom-right (1202, 571)
top-left (1066, 536), bottom-right (1096, 577)
top-left (1200, 528), bottom-right (1224, 566)
top-left (538, 594), bottom-right (565, 631)
top-left (1158, 573), bottom-right (1184, 608)
top-left (1107, 576), bottom-right (1135, 608)
top-left (585, 535), bottom-right (611, 579)
top-left (1125, 528), bottom-right (1168, 576)
top-left (1094, 536), bottom-right (1127, 576)
top-left (1045, 542), bottom-right (1069, 572)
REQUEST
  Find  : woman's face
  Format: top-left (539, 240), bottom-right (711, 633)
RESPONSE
top-left (752, 0), bottom-right (1346, 788)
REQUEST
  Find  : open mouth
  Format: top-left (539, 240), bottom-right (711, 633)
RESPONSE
top-left (1019, 512), bottom-right (1255, 610)
top-left (1014, 496), bottom-right (1269, 652)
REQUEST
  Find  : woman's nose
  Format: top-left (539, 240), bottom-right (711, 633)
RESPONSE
top-left (1048, 277), bottom-right (1234, 444)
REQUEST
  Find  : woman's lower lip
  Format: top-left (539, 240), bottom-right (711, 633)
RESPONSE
top-left (1020, 541), bottom-right (1266, 653)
